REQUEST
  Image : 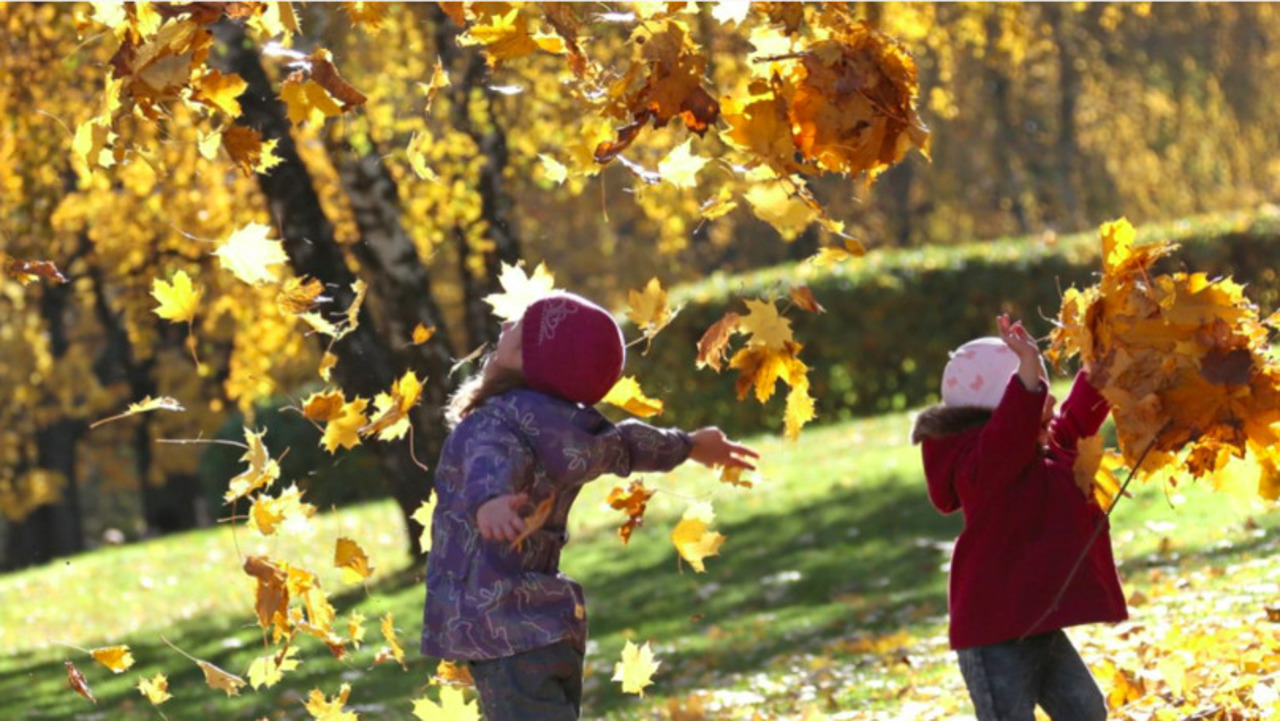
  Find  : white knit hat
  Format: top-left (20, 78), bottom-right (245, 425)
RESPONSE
top-left (941, 337), bottom-right (1042, 408)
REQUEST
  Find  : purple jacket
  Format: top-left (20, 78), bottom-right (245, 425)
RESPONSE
top-left (420, 388), bottom-right (692, 660)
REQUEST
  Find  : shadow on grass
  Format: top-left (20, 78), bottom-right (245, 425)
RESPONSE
top-left (578, 475), bottom-right (962, 714)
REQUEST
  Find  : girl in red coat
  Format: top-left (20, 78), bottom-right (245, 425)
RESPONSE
top-left (911, 315), bottom-right (1128, 720)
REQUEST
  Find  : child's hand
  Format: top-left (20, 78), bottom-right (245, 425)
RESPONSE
top-left (476, 493), bottom-right (529, 542)
top-left (688, 427), bottom-right (760, 471)
top-left (997, 313), bottom-right (1044, 391)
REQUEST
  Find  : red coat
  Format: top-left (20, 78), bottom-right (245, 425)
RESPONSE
top-left (915, 373), bottom-right (1128, 649)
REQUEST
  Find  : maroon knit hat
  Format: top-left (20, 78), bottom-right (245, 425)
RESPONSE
top-left (521, 292), bottom-right (625, 405)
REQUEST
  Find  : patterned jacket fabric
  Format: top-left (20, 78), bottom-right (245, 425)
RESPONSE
top-left (421, 388), bottom-right (692, 661)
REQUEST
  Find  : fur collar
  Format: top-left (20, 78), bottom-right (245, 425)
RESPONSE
top-left (911, 405), bottom-right (993, 444)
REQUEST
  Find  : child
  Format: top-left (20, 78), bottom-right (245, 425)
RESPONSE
top-left (911, 314), bottom-right (1127, 720)
top-left (421, 292), bottom-right (758, 720)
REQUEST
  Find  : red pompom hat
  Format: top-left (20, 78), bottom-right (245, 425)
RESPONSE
top-left (521, 293), bottom-right (625, 405)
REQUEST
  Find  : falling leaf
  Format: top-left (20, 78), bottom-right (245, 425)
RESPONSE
top-left (360, 370), bottom-right (424, 441)
top-left (406, 131), bottom-right (439, 181)
top-left (303, 390), bottom-right (346, 422)
top-left (66, 661), bottom-right (96, 704)
top-left (432, 659), bottom-right (475, 687)
top-left (374, 613), bottom-right (406, 670)
top-left (412, 324), bottom-right (437, 345)
top-left (657, 138), bottom-right (708, 189)
top-left (809, 239), bottom-right (867, 266)
top-left (483, 261), bottom-right (557, 321)
top-left (308, 48), bottom-right (367, 108)
top-left (249, 485), bottom-right (316, 536)
top-left (2, 253), bottom-right (69, 285)
top-left (281, 77), bottom-right (344, 127)
top-left (510, 493), bottom-right (557, 550)
top-left (710, 0), bottom-right (751, 25)
top-left (194, 69), bottom-right (247, 116)
top-left (223, 126), bottom-right (282, 175)
top-left (243, 555), bottom-right (290, 631)
top-left (165, 249), bottom-right (195, 309)
top-left (347, 611), bottom-right (367, 649)
top-left (696, 312), bottom-right (742, 372)
top-left (335, 537), bottom-right (375, 583)
top-left (613, 640), bottom-right (661, 696)
top-left (411, 686), bottom-right (480, 721)
top-left (214, 223), bottom-right (289, 286)
top-left (720, 465), bottom-right (752, 488)
top-left (539, 154), bottom-right (568, 184)
top-left (671, 501), bottom-right (725, 573)
top-left (322, 397), bottom-right (369, 454)
top-left (319, 352), bottom-right (338, 382)
top-left (745, 181), bottom-right (817, 239)
top-left (417, 59), bottom-right (450, 111)
top-left (739, 298), bottom-right (793, 351)
top-left (224, 427), bottom-right (281, 504)
top-left (90, 646), bottom-right (134, 674)
top-left (199, 659), bottom-right (246, 697)
top-left (136, 674), bottom-right (171, 705)
top-left (90, 395), bottom-right (185, 430)
top-left (248, 646), bottom-right (300, 690)
top-left (607, 480), bottom-right (655, 544)
top-left (411, 493), bottom-right (436, 553)
top-left (784, 377), bottom-right (816, 441)
top-left (788, 285), bottom-right (825, 314)
top-left (277, 276), bottom-right (326, 315)
top-left (602, 376), bottom-right (665, 418)
top-left (699, 188), bottom-right (739, 220)
top-left (304, 683), bottom-right (356, 721)
top-left (626, 277), bottom-right (675, 341)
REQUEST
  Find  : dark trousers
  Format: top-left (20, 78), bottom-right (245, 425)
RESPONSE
top-left (956, 630), bottom-right (1107, 721)
top-left (469, 641), bottom-right (584, 720)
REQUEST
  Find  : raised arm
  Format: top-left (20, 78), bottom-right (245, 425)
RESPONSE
top-left (1046, 371), bottom-right (1110, 458)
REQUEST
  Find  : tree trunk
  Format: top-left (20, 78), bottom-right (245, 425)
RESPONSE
top-left (430, 5), bottom-right (524, 351)
top-left (5, 279), bottom-right (86, 569)
top-left (985, 9), bottom-right (1031, 235)
top-left (216, 22), bottom-right (436, 559)
top-left (1045, 3), bottom-right (1084, 230)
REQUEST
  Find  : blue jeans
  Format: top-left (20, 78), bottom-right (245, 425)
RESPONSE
top-left (956, 630), bottom-right (1107, 721)
top-left (469, 641), bottom-right (584, 720)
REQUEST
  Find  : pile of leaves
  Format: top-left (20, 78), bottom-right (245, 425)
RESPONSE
top-left (1050, 219), bottom-right (1280, 502)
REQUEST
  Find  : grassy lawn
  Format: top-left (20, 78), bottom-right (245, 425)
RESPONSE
top-left (3, 381), bottom-right (1278, 720)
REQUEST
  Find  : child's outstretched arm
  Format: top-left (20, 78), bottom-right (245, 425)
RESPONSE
top-left (687, 427), bottom-right (759, 471)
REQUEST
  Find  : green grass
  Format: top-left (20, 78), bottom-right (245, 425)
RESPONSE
top-left (3, 385), bottom-right (1278, 720)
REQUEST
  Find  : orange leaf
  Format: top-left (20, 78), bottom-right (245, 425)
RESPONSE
top-left (66, 661), bottom-right (96, 704)
top-left (607, 480), bottom-right (655, 544)
top-left (789, 285), bottom-right (825, 314)
top-left (510, 493), bottom-right (556, 550)
top-left (696, 312), bottom-right (742, 372)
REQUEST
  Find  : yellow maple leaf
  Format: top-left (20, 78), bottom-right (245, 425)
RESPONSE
top-left (696, 312), bottom-right (742, 372)
top-left (602, 376), bottom-right (665, 418)
top-left (198, 659), bottom-right (246, 697)
top-left (222, 125), bottom-right (282, 175)
top-left (412, 324), bottom-right (437, 345)
top-left (249, 484), bottom-right (316, 536)
top-left (710, 0), bottom-right (751, 25)
top-left (483, 261), bottom-right (558, 321)
top-left (90, 646), bottom-right (134, 674)
top-left (335, 537), bottom-right (375, 583)
top-left (90, 395), bottom-right (185, 430)
top-left (671, 501), bottom-right (725, 573)
top-left (411, 686), bottom-right (480, 721)
top-left (626, 277), bottom-right (674, 340)
top-left (411, 493), bottom-right (436, 553)
top-left (612, 640), bottom-right (661, 696)
top-left (224, 428), bottom-right (281, 504)
top-left (281, 78), bottom-right (344, 128)
top-left (374, 612), bottom-right (406, 670)
top-left (348, 611), bottom-right (367, 649)
top-left (658, 138), bottom-right (708, 189)
top-left (784, 378), bottom-right (816, 441)
top-left (808, 239), bottom-right (867, 266)
top-left (407, 131), bottom-right (439, 181)
top-left (243, 555), bottom-right (290, 632)
top-left (416, 59), bottom-right (450, 111)
top-left (136, 673), bottom-right (171, 705)
top-left (745, 181), bottom-right (817, 240)
top-left (71, 117), bottom-right (114, 175)
top-left (322, 397), bottom-right (369, 454)
top-left (194, 69), bottom-right (247, 116)
top-left (788, 285), bottom-right (825, 314)
top-left (319, 352), bottom-right (338, 382)
top-left (360, 371), bottom-right (424, 441)
top-left (151, 269), bottom-right (201, 324)
top-left (432, 659), bottom-right (475, 687)
top-left (739, 299), bottom-right (793, 351)
top-left (277, 276), bottom-right (326, 315)
top-left (304, 683), bottom-right (357, 721)
top-left (539, 154), bottom-right (568, 185)
top-left (457, 7), bottom-right (539, 65)
top-left (215, 223), bottom-right (289, 286)
top-left (303, 390), bottom-right (346, 422)
top-left (247, 646), bottom-right (300, 690)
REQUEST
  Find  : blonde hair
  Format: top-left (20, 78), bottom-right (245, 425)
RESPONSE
top-left (445, 361), bottom-right (525, 429)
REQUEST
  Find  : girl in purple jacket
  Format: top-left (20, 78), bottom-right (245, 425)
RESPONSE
top-left (421, 292), bottom-right (757, 720)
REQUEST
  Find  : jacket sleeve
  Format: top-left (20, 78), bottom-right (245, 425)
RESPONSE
top-left (1046, 371), bottom-right (1111, 460)
top-left (459, 414), bottom-right (534, 517)
top-left (956, 374), bottom-right (1046, 501)
top-left (613, 420), bottom-right (693, 475)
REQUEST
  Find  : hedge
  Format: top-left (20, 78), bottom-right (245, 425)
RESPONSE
top-left (620, 209), bottom-right (1280, 438)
